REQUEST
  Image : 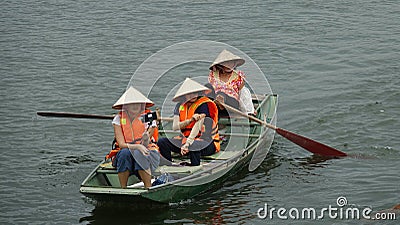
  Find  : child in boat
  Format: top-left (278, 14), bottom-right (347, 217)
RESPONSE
top-left (208, 49), bottom-right (256, 116)
top-left (157, 78), bottom-right (220, 166)
top-left (110, 87), bottom-right (160, 188)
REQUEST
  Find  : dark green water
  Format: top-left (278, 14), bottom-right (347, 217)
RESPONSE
top-left (1, 0), bottom-right (399, 224)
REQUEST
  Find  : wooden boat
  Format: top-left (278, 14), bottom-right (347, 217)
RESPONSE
top-left (79, 94), bottom-right (278, 204)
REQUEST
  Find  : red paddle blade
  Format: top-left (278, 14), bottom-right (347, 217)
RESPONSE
top-left (276, 128), bottom-right (347, 157)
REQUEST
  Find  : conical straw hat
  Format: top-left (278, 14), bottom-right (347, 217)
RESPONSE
top-left (112, 86), bottom-right (154, 109)
top-left (209, 49), bottom-right (245, 70)
top-left (172, 78), bottom-right (211, 102)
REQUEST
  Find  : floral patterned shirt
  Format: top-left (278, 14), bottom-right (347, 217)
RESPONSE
top-left (208, 70), bottom-right (245, 101)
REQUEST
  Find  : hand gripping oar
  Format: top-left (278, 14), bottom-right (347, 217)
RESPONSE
top-left (220, 103), bottom-right (347, 157)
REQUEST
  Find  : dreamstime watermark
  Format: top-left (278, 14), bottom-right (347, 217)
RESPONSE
top-left (257, 196), bottom-right (396, 221)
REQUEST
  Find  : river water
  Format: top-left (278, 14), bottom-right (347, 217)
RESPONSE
top-left (1, 0), bottom-right (399, 224)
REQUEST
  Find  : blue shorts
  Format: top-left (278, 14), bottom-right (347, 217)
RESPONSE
top-left (112, 148), bottom-right (160, 175)
top-left (112, 148), bottom-right (142, 177)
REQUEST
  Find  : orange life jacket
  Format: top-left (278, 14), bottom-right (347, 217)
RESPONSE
top-left (106, 110), bottom-right (158, 160)
top-left (178, 96), bottom-right (220, 152)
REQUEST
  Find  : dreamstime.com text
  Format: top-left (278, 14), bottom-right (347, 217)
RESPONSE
top-left (257, 197), bottom-right (396, 221)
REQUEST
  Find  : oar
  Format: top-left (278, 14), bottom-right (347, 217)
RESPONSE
top-left (37, 111), bottom-right (175, 121)
top-left (220, 103), bottom-right (347, 157)
top-left (37, 111), bottom-right (114, 120)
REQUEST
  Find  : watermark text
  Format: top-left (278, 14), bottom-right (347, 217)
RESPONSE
top-left (257, 197), bottom-right (396, 221)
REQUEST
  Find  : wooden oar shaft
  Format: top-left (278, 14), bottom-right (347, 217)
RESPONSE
top-left (220, 102), bottom-right (347, 157)
top-left (37, 111), bottom-right (115, 120)
top-left (37, 111), bottom-right (174, 122)
top-left (220, 103), bottom-right (277, 130)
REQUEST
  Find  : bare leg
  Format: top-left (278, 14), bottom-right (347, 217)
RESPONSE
top-left (118, 170), bottom-right (130, 188)
top-left (138, 169), bottom-right (152, 188)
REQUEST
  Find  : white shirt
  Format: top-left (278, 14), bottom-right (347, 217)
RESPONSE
top-left (112, 114), bottom-right (121, 126)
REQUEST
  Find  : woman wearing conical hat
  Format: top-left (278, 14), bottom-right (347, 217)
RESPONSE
top-left (157, 78), bottom-right (220, 166)
top-left (208, 49), bottom-right (255, 116)
top-left (109, 87), bottom-right (160, 188)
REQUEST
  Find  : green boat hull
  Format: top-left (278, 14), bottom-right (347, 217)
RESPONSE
top-left (80, 94), bottom-right (278, 204)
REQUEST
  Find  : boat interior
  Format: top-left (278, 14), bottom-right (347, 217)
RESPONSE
top-left (81, 94), bottom-right (277, 189)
